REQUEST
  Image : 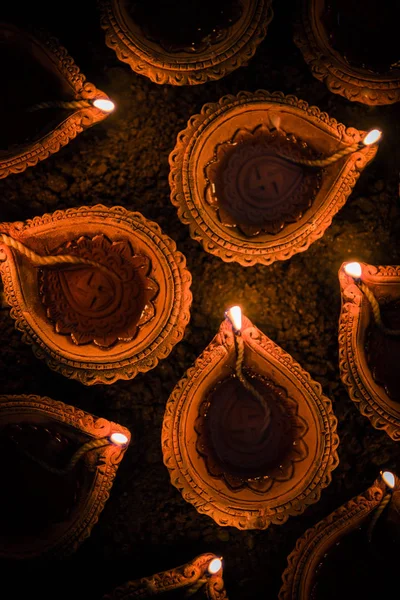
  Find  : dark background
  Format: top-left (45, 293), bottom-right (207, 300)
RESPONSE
top-left (1, 1), bottom-right (400, 598)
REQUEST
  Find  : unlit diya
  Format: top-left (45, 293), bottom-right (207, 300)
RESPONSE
top-left (0, 21), bottom-right (114, 180)
top-left (162, 313), bottom-right (339, 529)
top-left (294, 0), bottom-right (400, 105)
top-left (99, 0), bottom-right (273, 85)
top-left (0, 393), bottom-right (130, 559)
top-left (0, 205), bottom-right (192, 385)
top-left (338, 262), bottom-right (400, 441)
top-left (169, 91), bottom-right (378, 266)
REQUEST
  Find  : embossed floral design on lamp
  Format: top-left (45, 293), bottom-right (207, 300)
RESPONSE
top-left (99, 0), bottom-right (273, 85)
top-left (0, 205), bottom-right (192, 385)
top-left (0, 22), bottom-right (114, 180)
top-left (169, 91), bottom-right (379, 266)
top-left (162, 307), bottom-right (339, 530)
top-left (338, 261), bottom-right (400, 440)
top-left (104, 553), bottom-right (228, 599)
top-left (0, 393), bottom-right (130, 559)
top-left (279, 471), bottom-right (400, 600)
top-left (294, 0), bottom-right (400, 105)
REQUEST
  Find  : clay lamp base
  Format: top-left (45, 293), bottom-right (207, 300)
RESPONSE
top-left (0, 204), bottom-right (192, 385)
top-left (0, 393), bottom-right (130, 559)
top-left (162, 306), bottom-right (339, 530)
top-left (294, 0), bottom-right (400, 105)
top-left (104, 554), bottom-right (227, 599)
top-left (279, 470), bottom-right (400, 600)
top-left (99, 0), bottom-right (273, 85)
top-left (169, 91), bottom-right (379, 266)
top-left (338, 261), bottom-right (400, 440)
top-left (0, 22), bottom-right (114, 180)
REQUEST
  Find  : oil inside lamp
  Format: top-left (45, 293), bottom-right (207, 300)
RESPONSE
top-left (208, 557), bottom-right (223, 575)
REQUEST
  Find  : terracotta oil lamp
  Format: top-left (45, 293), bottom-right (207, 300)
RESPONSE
top-left (279, 470), bottom-right (400, 600)
top-left (162, 307), bottom-right (339, 530)
top-left (338, 261), bottom-right (400, 440)
top-left (169, 90), bottom-right (380, 266)
top-left (0, 393), bottom-right (130, 559)
top-left (294, 0), bottom-right (400, 105)
top-left (104, 554), bottom-right (227, 599)
top-left (0, 204), bottom-right (192, 385)
top-left (0, 22), bottom-right (115, 180)
top-left (99, 0), bottom-right (273, 85)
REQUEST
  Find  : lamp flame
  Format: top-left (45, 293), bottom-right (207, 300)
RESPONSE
top-left (226, 306), bottom-right (242, 332)
top-left (92, 98), bottom-right (115, 113)
top-left (344, 262), bottom-right (362, 279)
top-left (363, 129), bottom-right (382, 146)
top-left (381, 471), bottom-right (395, 489)
top-left (208, 557), bottom-right (222, 575)
top-left (110, 432), bottom-right (129, 446)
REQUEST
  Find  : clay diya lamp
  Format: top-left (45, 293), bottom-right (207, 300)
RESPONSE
top-left (0, 22), bottom-right (115, 180)
top-left (169, 90), bottom-right (380, 266)
top-left (0, 393), bottom-right (130, 559)
top-left (0, 204), bottom-right (192, 385)
top-left (99, 0), bottom-right (273, 85)
top-left (338, 261), bottom-right (400, 441)
top-left (104, 554), bottom-right (227, 599)
top-left (162, 306), bottom-right (339, 530)
top-left (294, 1), bottom-right (400, 105)
top-left (279, 470), bottom-right (400, 599)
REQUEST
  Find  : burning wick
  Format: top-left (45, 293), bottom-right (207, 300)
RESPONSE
top-left (225, 306), bottom-right (271, 431)
top-left (278, 128), bottom-right (382, 168)
top-left (26, 98), bottom-right (115, 113)
top-left (12, 431), bottom-right (129, 475)
top-left (185, 557), bottom-right (223, 597)
top-left (343, 262), bottom-right (400, 336)
top-left (367, 471), bottom-right (396, 543)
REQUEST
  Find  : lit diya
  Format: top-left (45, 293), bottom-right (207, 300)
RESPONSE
top-left (162, 307), bottom-right (339, 529)
top-left (169, 90), bottom-right (379, 266)
top-left (279, 470), bottom-right (400, 600)
top-left (99, 0), bottom-right (273, 85)
top-left (0, 393), bottom-right (130, 559)
top-left (338, 261), bottom-right (400, 440)
top-left (104, 553), bottom-right (227, 599)
top-left (0, 22), bottom-right (114, 180)
top-left (294, 0), bottom-right (400, 105)
top-left (0, 204), bottom-right (192, 385)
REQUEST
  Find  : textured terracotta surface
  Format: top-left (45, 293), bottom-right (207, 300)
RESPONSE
top-left (0, 393), bottom-right (130, 559)
top-left (279, 477), bottom-right (386, 599)
top-left (0, 205), bottom-right (192, 385)
top-left (104, 553), bottom-right (227, 599)
top-left (338, 262), bottom-right (400, 440)
top-left (99, 0), bottom-right (273, 85)
top-left (0, 22), bottom-right (113, 180)
top-left (294, 0), bottom-right (400, 105)
top-left (162, 314), bottom-right (339, 530)
top-left (169, 91), bottom-right (378, 266)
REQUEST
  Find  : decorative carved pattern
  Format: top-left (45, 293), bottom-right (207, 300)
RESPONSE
top-left (162, 315), bottom-right (339, 530)
top-left (294, 0), bottom-right (400, 105)
top-left (338, 262), bottom-right (400, 441)
top-left (0, 22), bottom-right (112, 180)
top-left (195, 372), bottom-right (309, 493)
top-left (0, 205), bottom-right (192, 386)
top-left (0, 393), bottom-right (130, 559)
top-left (204, 125), bottom-right (321, 236)
top-left (169, 91), bottom-right (378, 266)
top-left (99, 0), bottom-right (273, 85)
top-left (279, 480), bottom-right (385, 599)
top-left (40, 235), bottom-right (158, 348)
top-left (104, 553), bottom-right (228, 599)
